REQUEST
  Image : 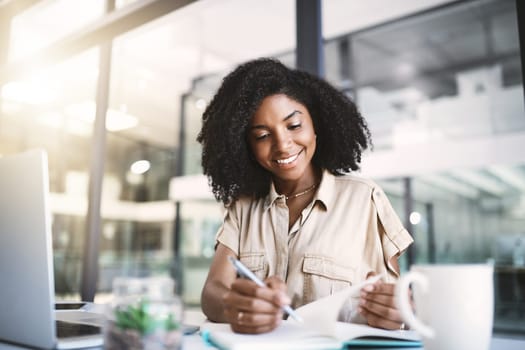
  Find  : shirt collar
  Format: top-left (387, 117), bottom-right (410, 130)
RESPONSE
top-left (263, 169), bottom-right (336, 211)
top-left (264, 182), bottom-right (282, 210)
top-left (316, 169), bottom-right (335, 210)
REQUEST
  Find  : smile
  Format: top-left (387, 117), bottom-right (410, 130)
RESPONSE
top-left (275, 150), bottom-right (302, 165)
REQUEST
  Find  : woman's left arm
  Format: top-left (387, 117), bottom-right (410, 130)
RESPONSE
top-left (358, 255), bottom-right (406, 330)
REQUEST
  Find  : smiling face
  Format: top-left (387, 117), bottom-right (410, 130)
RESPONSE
top-left (247, 94), bottom-right (317, 187)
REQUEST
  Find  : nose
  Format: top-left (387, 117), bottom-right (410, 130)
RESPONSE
top-left (273, 129), bottom-right (292, 152)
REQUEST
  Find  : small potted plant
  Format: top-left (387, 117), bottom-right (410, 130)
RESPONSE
top-left (105, 277), bottom-right (183, 350)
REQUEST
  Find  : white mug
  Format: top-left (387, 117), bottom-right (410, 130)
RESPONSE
top-left (395, 264), bottom-right (494, 350)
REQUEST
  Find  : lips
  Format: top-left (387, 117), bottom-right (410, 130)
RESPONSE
top-left (274, 149), bottom-right (303, 165)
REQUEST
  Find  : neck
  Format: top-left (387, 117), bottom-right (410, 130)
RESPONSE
top-left (273, 166), bottom-right (321, 198)
top-left (285, 182), bottom-right (318, 201)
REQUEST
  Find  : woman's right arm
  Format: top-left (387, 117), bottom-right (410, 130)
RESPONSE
top-left (200, 243), bottom-right (238, 322)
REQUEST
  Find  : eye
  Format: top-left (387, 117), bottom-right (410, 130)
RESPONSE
top-left (254, 133), bottom-right (270, 141)
top-left (288, 123), bottom-right (301, 130)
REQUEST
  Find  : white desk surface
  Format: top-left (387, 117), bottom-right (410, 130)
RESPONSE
top-left (0, 308), bottom-right (523, 349)
top-left (0, 334), bottom-right (524, 350)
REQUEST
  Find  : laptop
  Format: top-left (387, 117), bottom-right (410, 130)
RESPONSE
top-left (0, 149), bottom-right (103, 349)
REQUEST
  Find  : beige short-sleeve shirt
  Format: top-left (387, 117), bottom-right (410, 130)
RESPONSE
top-left (216, 170), bottom-right (413, 322)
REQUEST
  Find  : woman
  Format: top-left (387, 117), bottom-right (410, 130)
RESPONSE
top-left (198, 58), bottom-right (413, 334)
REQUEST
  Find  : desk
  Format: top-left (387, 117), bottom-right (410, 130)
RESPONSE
top-left (1, 310), bottom-right (523, 350)
top-left (0, 334), bottom-right (524, 350)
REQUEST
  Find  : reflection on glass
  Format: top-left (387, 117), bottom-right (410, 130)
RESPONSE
top-left (325, 0), bottom-right (524, 150)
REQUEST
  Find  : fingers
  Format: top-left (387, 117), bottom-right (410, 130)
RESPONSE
top-left (224, 307), bottom-right (283, 334)
top-left (265, 276), bottom-right (291, 306)
top-left (363, 280), bottom-right (395, 296)
top-left (359, 281), bottom-right (404, 330)
top-left (359, 306), bottom-right (401, 330)
top-left (231, 278), bottom-right (290, 308)
top-left (224, 285), bottom-right (282, 314)
top-left (265, 276), bottom-right (287, 293)
top-left (222, 277), bottom-right (288, 333)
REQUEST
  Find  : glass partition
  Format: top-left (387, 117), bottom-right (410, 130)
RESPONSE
top-left (1, 48), bottom-right (99, 299)
top-left (326, 0), bottom-right (523, 151)
top-left (327, 0), bottom-right (525, 333)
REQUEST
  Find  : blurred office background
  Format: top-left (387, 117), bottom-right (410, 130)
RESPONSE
top-left (0, 0), bottom-right (524, 334)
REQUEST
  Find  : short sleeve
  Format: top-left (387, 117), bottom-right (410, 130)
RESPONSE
top-left (372, 186), bottom-right (413, 275)
top-left (215, 202), bottom-right (241, 254)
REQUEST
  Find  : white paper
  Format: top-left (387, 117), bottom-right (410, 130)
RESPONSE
top-left (292, 274), bottom-right (382, 337)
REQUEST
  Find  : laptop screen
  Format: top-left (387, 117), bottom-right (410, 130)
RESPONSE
top-left (0, 150), bottom-right (59, 348)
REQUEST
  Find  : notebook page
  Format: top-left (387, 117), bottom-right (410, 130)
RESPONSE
top-left (292, 275), bottom-right (382, 337)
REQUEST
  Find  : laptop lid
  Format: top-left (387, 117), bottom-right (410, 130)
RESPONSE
top-left (0, 150), bottom-right (102, 349)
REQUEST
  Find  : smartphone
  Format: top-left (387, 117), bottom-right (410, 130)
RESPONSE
top-left (55, 302), bottom-right (87, 310)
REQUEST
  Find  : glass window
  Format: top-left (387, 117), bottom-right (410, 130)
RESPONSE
top-left (408, 164), bottom-right (525, 332)
top-left (325, 0), bottom-right (525, 333)
top-left (9, 0), bottom-right (105, 61)
top-left (100, 0), bottom-right (298, 304)
top-left (326, 0), bottom-right (524, 151)
top-left (0, 48), bottom-right (99, 299)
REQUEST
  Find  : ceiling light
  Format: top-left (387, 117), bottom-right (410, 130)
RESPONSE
top-left (409, 211), bottom-right (421, 225)
top-left (195, 98), bottom-right (207, 110)
top-left (2, 80), bottom-right (57, 105)
top-left (130, 160), bottom-right (151, 175)
top-left (64, 101), bottom-right (138, 131)
top-left (106, 107), bottom-right (139, 131)
top-left (36, 112), bottom-right (92, 136)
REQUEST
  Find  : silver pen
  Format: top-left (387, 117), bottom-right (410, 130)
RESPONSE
top-left (228, 256), bottom-right (304, 322)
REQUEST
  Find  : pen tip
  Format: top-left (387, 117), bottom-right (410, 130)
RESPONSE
top-left (292, 315), bottom-right (304, 323)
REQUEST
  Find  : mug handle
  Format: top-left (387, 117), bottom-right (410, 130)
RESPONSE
top-left (395, 271), bottom-right (435, 338)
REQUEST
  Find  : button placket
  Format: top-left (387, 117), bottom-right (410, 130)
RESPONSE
top-left (274, 198), bottom-right (289, 281)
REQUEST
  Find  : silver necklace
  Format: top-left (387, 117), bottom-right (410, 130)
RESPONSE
top-left (285, 183), bottom-right (318, 201)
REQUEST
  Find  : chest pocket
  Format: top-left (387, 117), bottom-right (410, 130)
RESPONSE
top-left (239, 252), bottom-right (268, 281)
top-left (302, 254), bottom-right (355, 305)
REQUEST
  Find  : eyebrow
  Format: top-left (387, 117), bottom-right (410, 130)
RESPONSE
top-left (250, 110), bottom-right (302, 130)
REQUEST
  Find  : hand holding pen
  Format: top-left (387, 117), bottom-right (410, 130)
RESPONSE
top-left (228, 257), bottom-right (303, 322)
top-left (223, 256), bottom-right (302, 334)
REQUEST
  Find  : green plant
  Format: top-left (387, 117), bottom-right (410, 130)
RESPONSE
top-left (114, 299), bottom-right (179, 335)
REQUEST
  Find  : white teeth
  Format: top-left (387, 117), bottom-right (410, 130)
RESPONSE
top-left (276, 153), bottom-right (299, 164)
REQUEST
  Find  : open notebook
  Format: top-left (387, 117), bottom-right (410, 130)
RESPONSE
top-left (201, 277), bottom-right (422, 350)
top-left (0, 150), bottom-right (103, 349)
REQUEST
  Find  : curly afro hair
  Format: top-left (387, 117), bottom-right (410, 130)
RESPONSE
top-left (197, 58), bottom-right (371, 205)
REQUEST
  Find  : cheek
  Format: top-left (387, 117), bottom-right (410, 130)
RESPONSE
top-left (249, 142), bottom-right (270, 165)
top-left (300, 132), bottom-right (317, 155)
top-left (310, 132), bottom-right (317, 148)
